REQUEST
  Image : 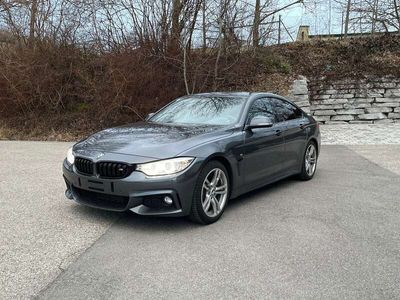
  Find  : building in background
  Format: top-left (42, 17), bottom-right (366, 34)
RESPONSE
top-left (296, 25), bottom-right (399, 42)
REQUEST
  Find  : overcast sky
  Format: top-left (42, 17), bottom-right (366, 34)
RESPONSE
top-left (279, 0), bottom-right (344, 42)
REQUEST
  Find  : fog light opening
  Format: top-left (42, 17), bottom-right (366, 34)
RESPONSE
top-left (163, 196), bottom-right (173, 205)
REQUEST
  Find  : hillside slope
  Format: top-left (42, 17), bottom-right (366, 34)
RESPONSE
top-left (1, 35), bottom-right (399, 140)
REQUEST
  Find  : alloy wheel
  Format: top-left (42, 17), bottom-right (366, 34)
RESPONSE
top-left (305, 144), bottom-right (317, 176)
top-left (200, 168), bottom-right (228, 217)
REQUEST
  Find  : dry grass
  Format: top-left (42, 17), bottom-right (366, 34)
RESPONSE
top-left (1, 35), bottom-right (400, 141)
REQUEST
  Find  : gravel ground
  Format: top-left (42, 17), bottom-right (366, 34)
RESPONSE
top-left (320, 124), bottom-right (400, 145)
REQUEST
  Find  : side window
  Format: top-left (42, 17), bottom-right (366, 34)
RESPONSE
top-left (271, 98), bottom-right (303, 122)
top-left (247, 98), bottom-right (277, 124)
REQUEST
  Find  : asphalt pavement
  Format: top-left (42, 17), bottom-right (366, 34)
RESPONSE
top-left (1, 142), bottom-right (400, 299)
top-left (0, 141), bottom-right (119, 299)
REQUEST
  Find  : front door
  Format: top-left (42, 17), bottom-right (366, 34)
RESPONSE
top-left (242, 98), bottom-right (285, 188)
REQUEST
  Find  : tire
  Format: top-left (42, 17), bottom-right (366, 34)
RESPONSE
top-left (189, 161), bottom-right (230, 224)
top-left (299, 141), bottom-right (318, 181)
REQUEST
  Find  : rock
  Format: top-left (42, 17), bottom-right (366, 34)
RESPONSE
top-left (333, 93), bottom-right (355, 99)
top-left (372, 102), bottom-right (399, 107)
top-left (374, 82), bottom-right (397, 89)
top-left (293, 100), bottom-right (310, 107)
top-left (313, 94), bottom-right (331, 100)
top-left (331, 115), bottom-right (354, 121)
top-left (365, 107), bottom-right (393, 114)
top-left (384, 89), bottom-right (400, 98)
top-left (394, 107), bottom-right (400, 113)
top-left (323, 89), bottom-right (357, 95)
top-left (291, 81), bottom-right (309, 95)
top-left (350, 98), bottom-right (375, 103)
top-left (354, 83), bottom-right (374, 89)
top-left (355, 93), bottom-right (383, 98)
top-left (388, 113), bottom-right (400, 119)
top-left (325, 121), bottom-right (348, 125)
top-left (335, 109), bottom-right (364, 115)
top-left (358, 113), bottom-right (386, 120)
top-left (379, 76), bottom-right (400, 82)
top-left (374, 97), bottom-right (400, 103)
top-left (311, 104), bottom-right (343, 110)
top-left (359, 88), bottom-right (385, 94)
top-left (320, 99), bottom-right (348, 105)
top-left (313, 110), bottom-right (336, 116)
top-left (374, 119), bottom-right (394, 124)
top-left (313, 116), bottom-right (331, 122)
top-left (343, 103), bottom-right (371, 109)
top-left (292, 95), bottom-right (309, 102)
top-left (349, 120), bottom-right (373, 124)
top-left (324, 89), bottom-right (338, 95)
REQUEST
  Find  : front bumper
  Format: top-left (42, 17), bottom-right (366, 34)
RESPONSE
top-left (62, 159), bottom-right (200, 217)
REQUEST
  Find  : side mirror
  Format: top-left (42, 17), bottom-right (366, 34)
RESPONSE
top-left (146, 112), bottom-right (155, 121)
top-left (247, 116), bottom-right (274, 129)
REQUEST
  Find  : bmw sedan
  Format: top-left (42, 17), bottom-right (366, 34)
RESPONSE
top-left (63, 92), bottom-right (320, 224)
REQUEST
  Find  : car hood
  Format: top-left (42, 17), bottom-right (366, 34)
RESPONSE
top-left (73, 122), bottom-right (232, 161)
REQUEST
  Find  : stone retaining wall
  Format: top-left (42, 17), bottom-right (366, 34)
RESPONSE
top-left (309, 77), bottom-right (400, 124)
top-left (288, 76), bottom-right (311, 115)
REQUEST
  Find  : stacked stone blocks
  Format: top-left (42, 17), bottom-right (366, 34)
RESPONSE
top-left (288, 76), bottom-right (311, 114)
top-left (308, 77), bottom-right (400, 124)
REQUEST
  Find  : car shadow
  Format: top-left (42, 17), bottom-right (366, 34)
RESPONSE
top-left (66, 202), bottom-right (124, 220)
top-left (228, 175), bottom-right (298, 210)
top-left (66, 175), bottom-right (303, 232)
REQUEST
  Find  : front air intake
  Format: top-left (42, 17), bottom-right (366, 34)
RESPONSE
top-left (96, 162), bottom-right (133, 179)
top-left (75, 157), bottom-right (94, 175)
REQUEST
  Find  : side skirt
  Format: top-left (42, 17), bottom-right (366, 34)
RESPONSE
top-left (231, 170), bottom-right (300, 199)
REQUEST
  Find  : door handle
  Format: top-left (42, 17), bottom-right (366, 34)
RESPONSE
top-left (275, 129), bottom-right (282, 136)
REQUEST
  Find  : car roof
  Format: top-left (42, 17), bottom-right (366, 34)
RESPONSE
top-left (192, 92), bottom-right (289, 101)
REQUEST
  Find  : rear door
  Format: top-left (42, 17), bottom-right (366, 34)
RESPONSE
top-left (242, 97), bottom-right (286, 188)
top-left (270, 98), bottom-right (309, 172)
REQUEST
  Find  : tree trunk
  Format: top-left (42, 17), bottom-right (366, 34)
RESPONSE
top-left (394, 0), bottom-right (400, 32)
top-left (187, 0), bottom-right (202, 53)
top-left (344, 0), bottom-right (351, 38)
top-left (252, 0), bottom-right (260, 47)
top-left (371, 0), bottom-right (378, 33)
top-left (202, 0), bottom-right (207, 52)
top-left (29, 0), bottom-right (38, 45)
top-left (170, 0), bottom-right (183, 54)
top-left (183, 42), bottom-right (190, 95)
top-left (213, 1), bottom-right (226, 90)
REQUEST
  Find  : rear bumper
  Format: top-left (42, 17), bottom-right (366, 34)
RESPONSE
top-left (62, 159), bottom-right (200, 217)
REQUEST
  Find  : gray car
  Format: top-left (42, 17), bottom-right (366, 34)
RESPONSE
top-left (63, 92), bottom-right (321, 224)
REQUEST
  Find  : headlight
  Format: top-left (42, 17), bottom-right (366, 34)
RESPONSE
top-left (136, 157), bottom-right (194, 176)
top-left (66, 147), bottom-right (75, 165)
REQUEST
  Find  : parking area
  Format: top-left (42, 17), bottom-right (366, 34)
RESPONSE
top-left (1, 125), bottom-right (400, 299)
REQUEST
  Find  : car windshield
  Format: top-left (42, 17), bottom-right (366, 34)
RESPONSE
top-left (150, 96), bottom-right (247, 126)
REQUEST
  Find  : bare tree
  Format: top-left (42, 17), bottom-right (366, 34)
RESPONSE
top-left (252, 0), bottom-right (261, 47)
top-left (393, 0), bottom-right (400, 31)
top-left (344, 0), bottom-right (351, 37)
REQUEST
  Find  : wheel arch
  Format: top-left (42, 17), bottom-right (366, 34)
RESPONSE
top-left (201, 154), bottom-right (234, 192)
top-left (308, 137), bottom-right (319, 156)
